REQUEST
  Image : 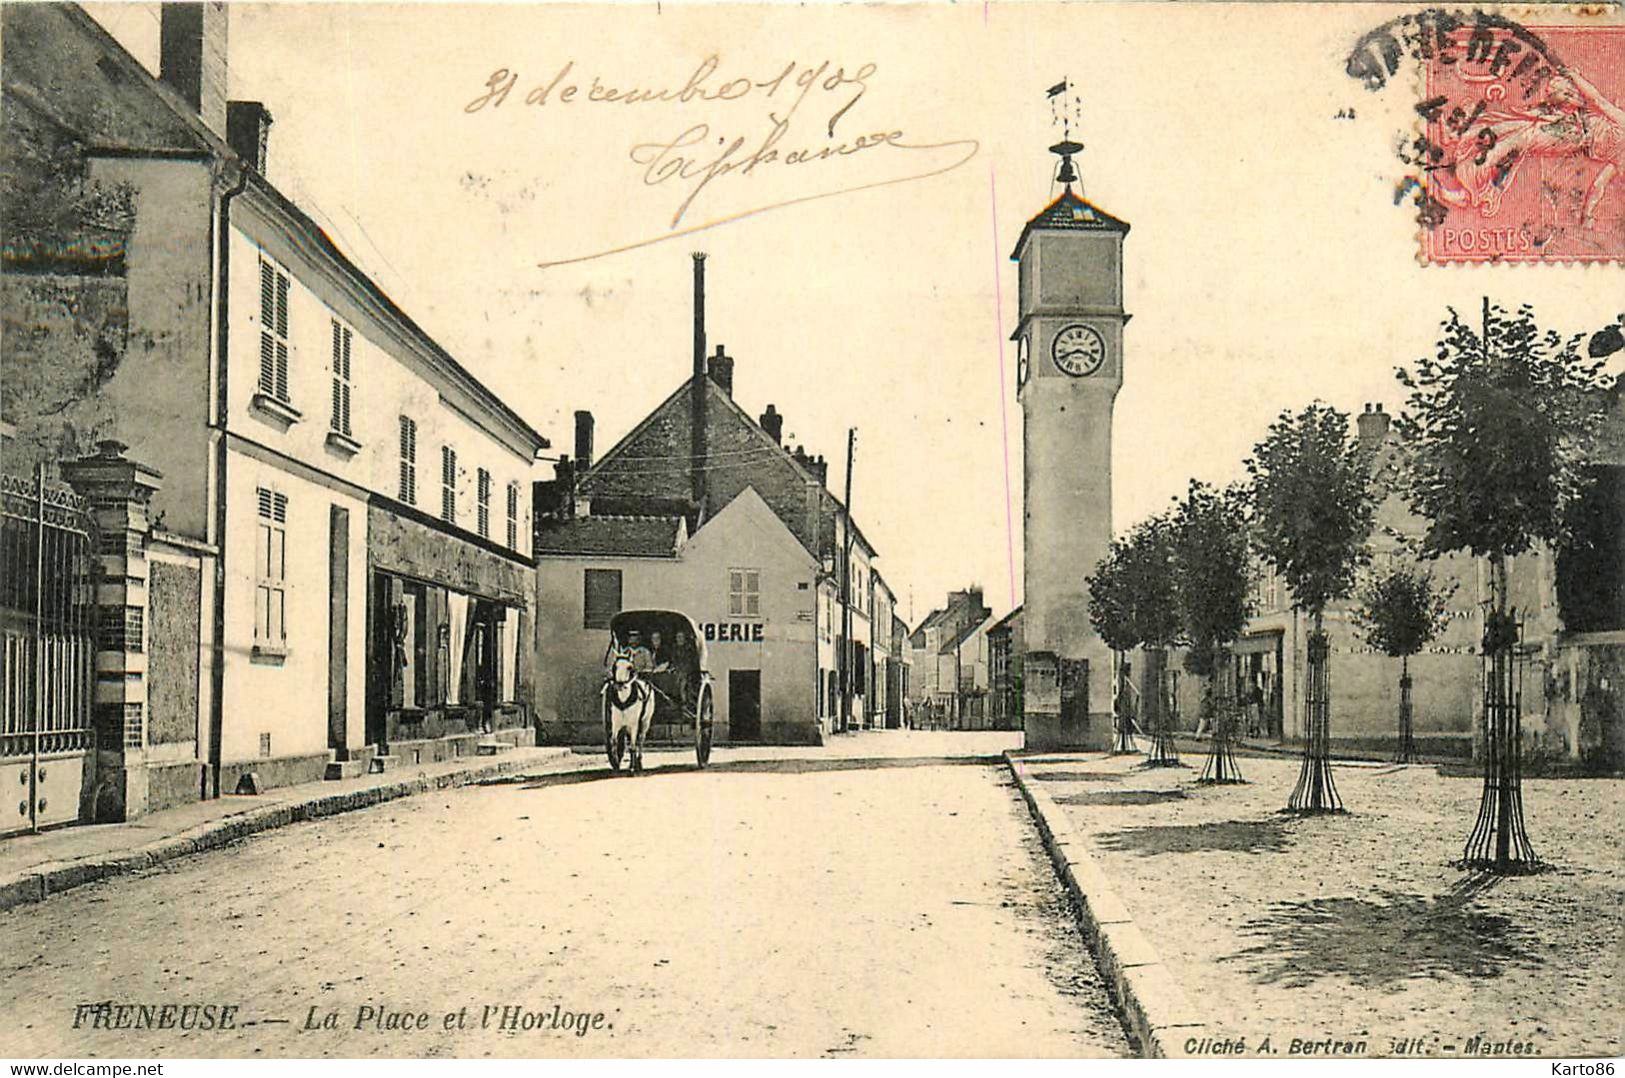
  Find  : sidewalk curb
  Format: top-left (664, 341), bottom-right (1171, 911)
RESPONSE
top-left (0, 749), bottom-right (571, 915)
top-left (1004, 752), bottom-right (1207, 1059)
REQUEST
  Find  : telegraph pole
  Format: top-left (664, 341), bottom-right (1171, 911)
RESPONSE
top-left (840, 427), bottom-right (856, 735)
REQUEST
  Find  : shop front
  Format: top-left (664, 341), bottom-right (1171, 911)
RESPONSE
top-left (365, 502), bottom-right (533, 764)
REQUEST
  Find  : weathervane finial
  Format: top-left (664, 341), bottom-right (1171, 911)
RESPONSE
top-left (1046, 78), bottom-right (1083, 192)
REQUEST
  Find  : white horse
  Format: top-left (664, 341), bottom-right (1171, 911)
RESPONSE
top-left (602, 648), bottom-right (655, 774)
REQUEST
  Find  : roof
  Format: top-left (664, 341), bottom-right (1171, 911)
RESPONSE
top-left (244, 173), bottom-right (551, 454)
top-left (534, 514), bottom-right (683, 558)
top-left (942, 610), bottom-right (993, 653)
top-left (986, 605), bottom-right (1024, 636)
top-left (1009, 189), bottom-right (1130, 261)
top-left (582, 375), bottom-right (878, 559)
top-left (17, 5), bottom-right (550, 457)
top-left (908, 607), bottom-right (947, 648)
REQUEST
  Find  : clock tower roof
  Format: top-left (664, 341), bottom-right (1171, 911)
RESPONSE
top-left (1009, 190), bottom-right (1130, 261)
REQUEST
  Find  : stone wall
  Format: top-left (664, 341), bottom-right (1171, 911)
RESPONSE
top-left (147, 561), bottom-right (201, 745)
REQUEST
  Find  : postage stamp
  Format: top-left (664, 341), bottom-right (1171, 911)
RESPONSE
top-left (1419, 22), bottom-right (1625, 263)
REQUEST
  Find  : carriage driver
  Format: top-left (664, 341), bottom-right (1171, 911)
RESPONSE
top-left (625, 629), bottom-right (657, 675)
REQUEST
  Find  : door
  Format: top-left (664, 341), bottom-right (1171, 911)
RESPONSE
top-left (729, 669), bottom-right (762, 741)
top-left (365, 571), bottom-right (393, 748)
top-left (327, 506), bottom-right (349, 754)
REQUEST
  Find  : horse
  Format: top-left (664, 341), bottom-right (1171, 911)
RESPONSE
top-left (602, 648), bottom-right (656, 773)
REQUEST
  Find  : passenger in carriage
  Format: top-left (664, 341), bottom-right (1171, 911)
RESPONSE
top-left (626, 629), bottom-right (656, 675)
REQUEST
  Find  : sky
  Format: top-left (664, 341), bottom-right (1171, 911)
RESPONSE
top-left (86, 1), bottom-right (1624, 624)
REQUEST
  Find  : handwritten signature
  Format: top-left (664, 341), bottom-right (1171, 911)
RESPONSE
top-left (463, 56), bottom-right (978, 266)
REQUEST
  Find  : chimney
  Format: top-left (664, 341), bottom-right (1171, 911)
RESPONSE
top-left (760, 404), bottom-right (783, 445)
top-left (160, 2), bottom-right (230, 137)
top-left (573, 410), bottom-right (595, 474)
top-left (226, 100), bottom-right (272, 173)
top-left (691, 253), bottom-right (708, 514)
top-left (708, 345), bottom-right (734, 397)
top-left (554, 456), bottom-right (577, 518)
top-left (1357, 402), bottom-right (1391, 448)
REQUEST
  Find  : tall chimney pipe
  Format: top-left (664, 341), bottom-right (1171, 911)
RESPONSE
top-left (574, 409), bottom-right (595, 475)
top-left (691, 253), bottom-right (708, 515)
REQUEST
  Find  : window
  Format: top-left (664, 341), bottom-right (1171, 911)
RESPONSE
top-left (258, 257), bottom-right (290, 402)
top-left (506, 482), bottom-right (520, 549)
top-left (441, 445), bottom-right (457, 524)
top-left (729, 569), bottom-right (761, 617)
top-left (254, 487), bottom-right (288, 649)
top-left (330, 320), bottom-right (353, 435)
top-left (476, 468), bottom-right (492, 538)
top-left (583, 569), bottom-right (622, 629)
top-left (398, 416), bottom-right (417, 504)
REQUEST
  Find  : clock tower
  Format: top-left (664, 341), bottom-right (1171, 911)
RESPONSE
top-left (1012, 138), bottom-right (1129, 751)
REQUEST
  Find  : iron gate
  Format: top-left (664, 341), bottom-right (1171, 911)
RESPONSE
top-left (1, 467), bottom-right (95, 836)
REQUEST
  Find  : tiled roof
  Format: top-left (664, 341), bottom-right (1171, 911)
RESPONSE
top-left (1010, 190), bottom-right (1130, 259)
top-left (941, 610), bottom-right (993, 653)
top-left (534, 514), bottom-right (682, 558)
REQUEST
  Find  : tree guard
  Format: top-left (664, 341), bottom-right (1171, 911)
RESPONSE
top-left (1462, 608), bottom-right (1540, 872)
top-left (1288, 630), bottom-right (1344, 812)
top-left (1395, 665), bottom-right (1416, 764)
top-left (1142, 647), bottom-right (1182, 767)
top-left (1199, 675), bottom-right (1244, 784)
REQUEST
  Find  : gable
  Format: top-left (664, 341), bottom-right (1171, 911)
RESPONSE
top-left (583, 377), bottom-right (842, 558)
top-left (3, 5), bottom-right (217, 156)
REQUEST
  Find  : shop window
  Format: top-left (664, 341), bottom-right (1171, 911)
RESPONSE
top-left (398, 416), bottom-right (417, 505)
top-left (729, 568), bottom-right (761, 617)
top-left (583, 568), bottom-right (622, 629)
top-left (254, 487), bottom-right (288, 651)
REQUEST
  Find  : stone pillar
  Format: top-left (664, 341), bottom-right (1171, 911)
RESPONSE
top-left (61, 441), bottom-right (164, 822)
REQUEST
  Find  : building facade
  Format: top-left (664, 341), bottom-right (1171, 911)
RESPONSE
top-left (2, 3), bottom-right (547, 825)
top-left (1229, 400), bottom-right (1625, 768)
top-left (533, 261), bottom-right (891, 745)
top-left (988, 606), bottom-right (1024, 731)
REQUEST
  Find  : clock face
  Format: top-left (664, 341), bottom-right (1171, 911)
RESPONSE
top-left (1052, 324), bottom-right (1106, 377)
top-left (1016, 335), bottom-right (1030, 389)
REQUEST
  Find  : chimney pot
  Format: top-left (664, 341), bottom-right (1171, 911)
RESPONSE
top-left (708, 345), bottom-right (735, 398)
top-left (226, 100), bottom-right (272, 172)
top-left (1356, 404), bottom-right (1391, 448)
top-left (760, 404), bottom-right (783, 445)
top-left (160, 2), bottom-right (229, 137)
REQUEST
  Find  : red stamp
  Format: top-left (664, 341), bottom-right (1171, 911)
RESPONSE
top-left (1421, 24), bottom-right (1625, 264)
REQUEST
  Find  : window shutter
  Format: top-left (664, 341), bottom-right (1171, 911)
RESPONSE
top-left (583, 569), bottom-right (622, 630)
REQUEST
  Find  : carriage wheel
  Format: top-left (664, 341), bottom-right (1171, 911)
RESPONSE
top-left (696, 690), bottom-right (714, 768)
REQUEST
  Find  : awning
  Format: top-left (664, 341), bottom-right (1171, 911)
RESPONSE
top-left (1233, 632), bottom-right (1282, 656)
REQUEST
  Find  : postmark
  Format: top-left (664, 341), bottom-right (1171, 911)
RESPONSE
top-left (1346, 10), bottom-right (1625, 264)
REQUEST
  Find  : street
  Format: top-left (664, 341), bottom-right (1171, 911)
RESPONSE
top-left (2, 733), bottom-right (1133, 1058)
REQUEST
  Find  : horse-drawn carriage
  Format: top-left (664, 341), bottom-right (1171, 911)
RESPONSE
top-left (601, 609), bottom-right (715, 773)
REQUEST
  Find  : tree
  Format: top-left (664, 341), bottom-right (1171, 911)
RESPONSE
top-left (1247, 402), bottom-right (1377, 813)
top-left (1354, 564), bottom-right (1451, 763)
top-left (1170, 481), bottom-right (1252, 783)
top-left (1089, 514), bottom-right (1183, 763)
top-left (1395, 300), bottom-right (1612, 872)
